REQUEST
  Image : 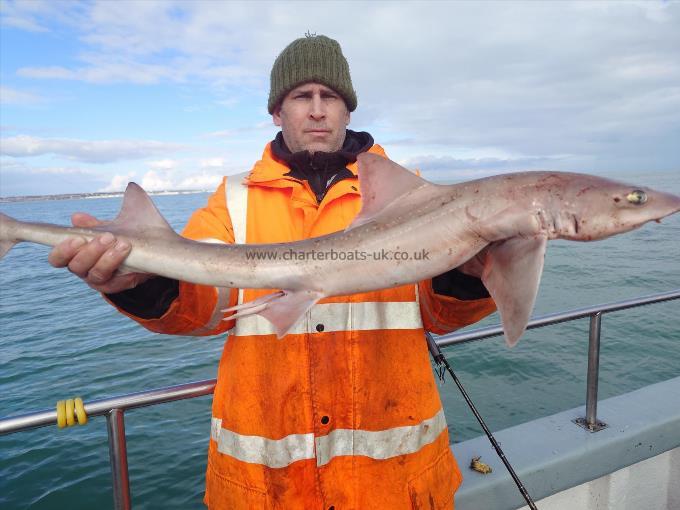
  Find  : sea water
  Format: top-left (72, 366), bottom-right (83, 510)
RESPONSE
top-left (1, 171), bottom-right (678, 509)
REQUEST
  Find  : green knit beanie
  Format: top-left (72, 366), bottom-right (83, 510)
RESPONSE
top-left (268, 34), bottom-right (357, 114)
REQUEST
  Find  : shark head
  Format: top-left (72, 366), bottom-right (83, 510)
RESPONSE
top-left (550, 174), bottom-right (680, 241)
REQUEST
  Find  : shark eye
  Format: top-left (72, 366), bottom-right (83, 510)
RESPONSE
top-left (626, 190), bottom-right (647, 205)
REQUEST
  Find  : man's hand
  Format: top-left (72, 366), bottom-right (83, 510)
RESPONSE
top-left (48, 212), bottom-right (153, 294)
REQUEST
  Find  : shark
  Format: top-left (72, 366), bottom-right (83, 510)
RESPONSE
top-left (1, 153), bottom-right (679, 345)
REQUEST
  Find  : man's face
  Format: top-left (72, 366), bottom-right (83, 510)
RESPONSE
top-left (273, 82), bottom-right (350, 154)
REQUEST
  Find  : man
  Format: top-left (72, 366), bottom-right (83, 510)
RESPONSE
top-left (49, 35), bottom-right (496, 509)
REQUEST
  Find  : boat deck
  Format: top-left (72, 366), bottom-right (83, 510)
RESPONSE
top-left (453, 376), bottom-right (680, 510)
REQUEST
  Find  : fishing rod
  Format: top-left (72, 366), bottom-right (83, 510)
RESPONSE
top-left (425, 332), bottom-right (538, 510)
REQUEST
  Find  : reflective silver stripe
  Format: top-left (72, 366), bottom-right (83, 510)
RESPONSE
top-left (225, 171), bottom-right (249, 306)
top-left (185, 238), bottom-right (233, 335)
top-left (210, 408), bottom-right (447, 468)
top-left (210, 417), bottom-right (315, 468)
top-left (225, 171), bottom-right (249, 245)
top-left (315, 408), bottom-right (447, 467)
top-left (232, 300), bottom-right (423, 337)
top-left (186, 286), bottom-right (233, 335)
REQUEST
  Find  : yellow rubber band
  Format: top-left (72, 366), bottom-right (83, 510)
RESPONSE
top-left (56, 400), bottom-right (66, 429)
top-left (56, 396), bottom-right (88, 428)
top-left (65, 399), bottom-right (75, 426)
top-left (74, 397), bottom-right (88, 425)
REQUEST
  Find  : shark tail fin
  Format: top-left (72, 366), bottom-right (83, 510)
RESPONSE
top-left (0, 213), bottom-right (19, 260)
top-left (222, 289), bottom-right (323, 338)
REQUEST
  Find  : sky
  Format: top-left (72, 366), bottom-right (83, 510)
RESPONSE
top-left (1, 0), bottom-right (679, 197)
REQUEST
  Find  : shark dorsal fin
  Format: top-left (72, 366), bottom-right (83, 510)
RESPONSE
top-left (102, 182), bottom-right (177, 238)
top-left (348, 153), bottom-right (433, 229)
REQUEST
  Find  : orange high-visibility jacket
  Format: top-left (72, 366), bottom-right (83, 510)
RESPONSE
top-left (114, 143), bottom-right (496, 509)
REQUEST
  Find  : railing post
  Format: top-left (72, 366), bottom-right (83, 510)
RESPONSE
top-left (107, 408), bottom-right (132, 510)
top-left (586, 312), bottom-right (602, 425)
top-left (575, 312), bottom-right (607, 432)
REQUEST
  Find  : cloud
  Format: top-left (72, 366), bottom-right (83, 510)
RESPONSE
top-left (0, 86), bottom-right (44, 105)
top-left (12, 1), bottom-right (265, 87)
top-left (399, 154), bottom-right (575, 182)
top-left (140, 170), bottom-right (173, 191)
top-left (178, 172), bottom-right (223, 190)
top-left (1, 135), bottom-right (186, 163)
top-left (28, 166), bottom-right (96, 176)
top-left (204, 129), bottom-right (235, 139)
top-left (200, 158), bottom-right (224, 169)
top-left (1, 0), bottom-right (89, 34)
top-left (203, 121), bottom-right (274, 139)
top-left (1, 155), bottom-right (233, 196)
top-left (100, 173), bottom-right (135, 193)
top-left (98, 169), bottom-right (222, 193)
top-left (0, 157), bottom-right (95, 176)
top-left (3, 0), bottom-right (679, 181)
top-left (148, 159), bottom-right (177, 170)
top-left (1, 158), bottom-right (104, 196)
top-left (17, 59), bottom-right (180, 85)
top-left (0, 0), bottom-right (52, 32)
top-left (216, 97), bottom-right (239, 108)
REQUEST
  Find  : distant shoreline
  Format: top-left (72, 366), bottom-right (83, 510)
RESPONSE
top-left (0, 189), bottom-right (210, 204)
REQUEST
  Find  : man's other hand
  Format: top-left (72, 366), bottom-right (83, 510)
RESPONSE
top-left (48, 212), bottom-right (153, 294)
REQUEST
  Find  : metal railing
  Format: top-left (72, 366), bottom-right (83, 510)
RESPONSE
top-left (0, 379), bottom-right (216, 510)
top-left (1, 289), bottom-right (678, 509)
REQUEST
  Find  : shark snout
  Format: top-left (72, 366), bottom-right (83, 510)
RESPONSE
top-left (649, 189), bottom-right (680, 218)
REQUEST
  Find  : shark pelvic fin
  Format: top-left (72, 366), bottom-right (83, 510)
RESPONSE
top-left (348, 153), bottom-right (435, 230)
top-left (481, 235), bottom-right (547, 347)
top-left (97, 182), bottom-right (177, 239)
top-left (223, 289), bottom-right (323, 338)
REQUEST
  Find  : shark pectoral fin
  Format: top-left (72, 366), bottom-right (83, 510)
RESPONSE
top-left (481, 235), bottom-right (548, 348)
top-left (0, 240), bottom-right (17, 260)
top-left (223, 290), bottom-right (322, 338)
top-left (0, 213), bottom-right (19, 260)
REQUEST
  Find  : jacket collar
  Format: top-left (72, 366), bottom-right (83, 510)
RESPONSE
top-left (272, 130), bottom-right (373, 170)
top-left (247, 137), bottom-right (386, 186)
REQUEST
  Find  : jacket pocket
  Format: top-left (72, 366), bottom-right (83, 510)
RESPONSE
top-left (205, 459), bottom-right (269, 510)
top-left (407, 449), bottom-right (462, 510)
